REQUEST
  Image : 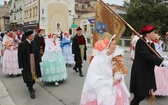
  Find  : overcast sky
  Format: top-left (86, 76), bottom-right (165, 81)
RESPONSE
top-left (0, 0), bottom-right (9, 5)
top-left (0, 0), bottom-right (129, 6)
top-left (103, 0), bottom-right (129, 6)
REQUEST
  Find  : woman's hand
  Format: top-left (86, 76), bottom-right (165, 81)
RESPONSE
top-left (113, 78), bottom-right (122, 86)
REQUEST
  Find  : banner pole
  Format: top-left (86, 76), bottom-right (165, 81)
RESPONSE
top-left (99, 0), bottom-right (162, 58)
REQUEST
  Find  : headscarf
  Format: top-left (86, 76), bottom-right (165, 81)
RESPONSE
top-left (89, 32), bottom-right (116, 63)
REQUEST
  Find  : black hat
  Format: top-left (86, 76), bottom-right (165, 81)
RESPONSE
top-left (25, 30), bottom-right (33, 37)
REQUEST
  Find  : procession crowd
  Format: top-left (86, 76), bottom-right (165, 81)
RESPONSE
top-left (0, 25), bottom-right (168, 105)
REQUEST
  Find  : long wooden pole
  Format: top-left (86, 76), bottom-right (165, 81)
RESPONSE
top-left (100, 0), bottom-right (162, 58)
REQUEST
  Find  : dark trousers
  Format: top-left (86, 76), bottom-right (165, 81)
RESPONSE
top-left (26, 80), bottom-right (35, 91)
top-left (73, 63), bottom-right (83, 74)
top-left (73, 63), bottom-right (82, 69)
top-left (130, 94), bottom-right (145, 105)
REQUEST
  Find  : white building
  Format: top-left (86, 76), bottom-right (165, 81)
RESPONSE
top-left (9, 0), bottom-right (24, 30)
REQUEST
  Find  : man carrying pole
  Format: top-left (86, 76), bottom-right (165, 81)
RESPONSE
top-left (129, 25), bottom-right (168, 105)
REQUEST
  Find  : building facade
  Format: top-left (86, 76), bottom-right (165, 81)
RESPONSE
top-left (0, 15), bottom-right (10, 32)
top-left (7, 0), bottom-right (126, 35)
top-left (39, 0), bottom-right (75, 35)
top-left (0, 1), bottom-right (10, 32)
top-left (23, 0), bottom-right (39, 32)
top-left (9, 0), bottom-right (24, 30)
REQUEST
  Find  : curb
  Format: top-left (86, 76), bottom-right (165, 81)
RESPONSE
top-left (0, 80), bottom-right (15, 105)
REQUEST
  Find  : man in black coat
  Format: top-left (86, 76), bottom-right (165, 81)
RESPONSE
top-left (34, 29), bottom-right (45, 56)
top-left (130, 25), bottom-right (166, 105)
top-left (18, 30), bottom-right (42, 99)
top-left (72, 27), bottom-right (87, 77)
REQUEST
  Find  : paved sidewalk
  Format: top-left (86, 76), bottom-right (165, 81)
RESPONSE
top-left (0, 80), bottom-right (15, 105)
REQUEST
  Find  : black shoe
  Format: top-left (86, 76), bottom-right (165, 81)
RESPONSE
top-left (68, 64), bottom-right (72, 67)
top-left (73, 68), bottom-right (78, 73)
top-left (66, 64), bottom-right (69, 67)
top-left (79, 73), bottom-right (84, 77)
top-left (28, 87), bottom-right (35, 93)
top-left (30, 91), bottom-right (35, 99)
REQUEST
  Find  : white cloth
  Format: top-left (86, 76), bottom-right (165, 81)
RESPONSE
top-left (80, 48), bottom-right (130, 105)
top-left (154, 41), bottom-right (163, 56)
top-left (130, 35), bottom-right (139, 59)
top-left (45, 38), bottom-right (62, 53)
top-left (162, 60), bottom-right (168, 69)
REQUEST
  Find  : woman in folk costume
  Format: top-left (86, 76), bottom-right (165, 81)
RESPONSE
top-left (60, 31), bottom-right (75, 67)
top-left (2, 31), bottom-right (21, 76)
top-left (18, 30), bottom-right (41, 99)
top-left (152, 33), bottom-right (168, 96)
top-left (80, 32), bottom-right (130, 105)
top-left (153, 33), bottom-right (163, 56)
top-left (130, 32), bottom-right (139, 60)
top-left (40, 33), bottom-right (67, 86)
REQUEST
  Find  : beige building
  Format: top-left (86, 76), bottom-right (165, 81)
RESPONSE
top-left (0, 15), bottom-right (10, 32)
top-left (23, 0), bottom-right (39, 32)
top-left (39, 0), bottom-right (75, 35)
top-left (8, 0), bottom-right (38, 31)
top-left (74, 12), bottom-right (95, 36)
top-left (0, 1), bottom-right (10, 31)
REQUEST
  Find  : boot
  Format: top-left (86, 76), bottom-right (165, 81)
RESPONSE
top-left (28, 87), bottom-right (35, 99)
top-left (28, 87), bottom-right (35, 93)
top-left (78, 68), bottom-right (84, 77)
top-left (30, 90), bottom-right (35, 99)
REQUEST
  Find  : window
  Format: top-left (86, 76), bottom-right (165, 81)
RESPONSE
top-left (14, 14), bottom-right (16, 20)
top-left (36, 7), bottom-right (38, 16)
top-left (18, 13), bottom-right (19, 20)
top-left (30, 9), bottom-right (32, 18)
top-left (14, 3), bottom-right (16, 8)
top-left (90, 24), bottom-right (94, 34)
top-left (33, 7), bottom-right (35, 17)
top-left (84, 25), bottom-right (87, 32)
top-left (82, 5), bottom-right (85, 9)
top-left (20, 12), bottom-right (22, 19)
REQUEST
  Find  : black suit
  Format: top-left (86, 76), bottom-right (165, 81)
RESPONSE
top-left (18, 40), bottom-right (41, 87)
top-left (130, 37), bottom-right (163, 105)
top-left (34, 34), bottom-right (45, 55)
top-left (72, 34), bottom-right (87, 76)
